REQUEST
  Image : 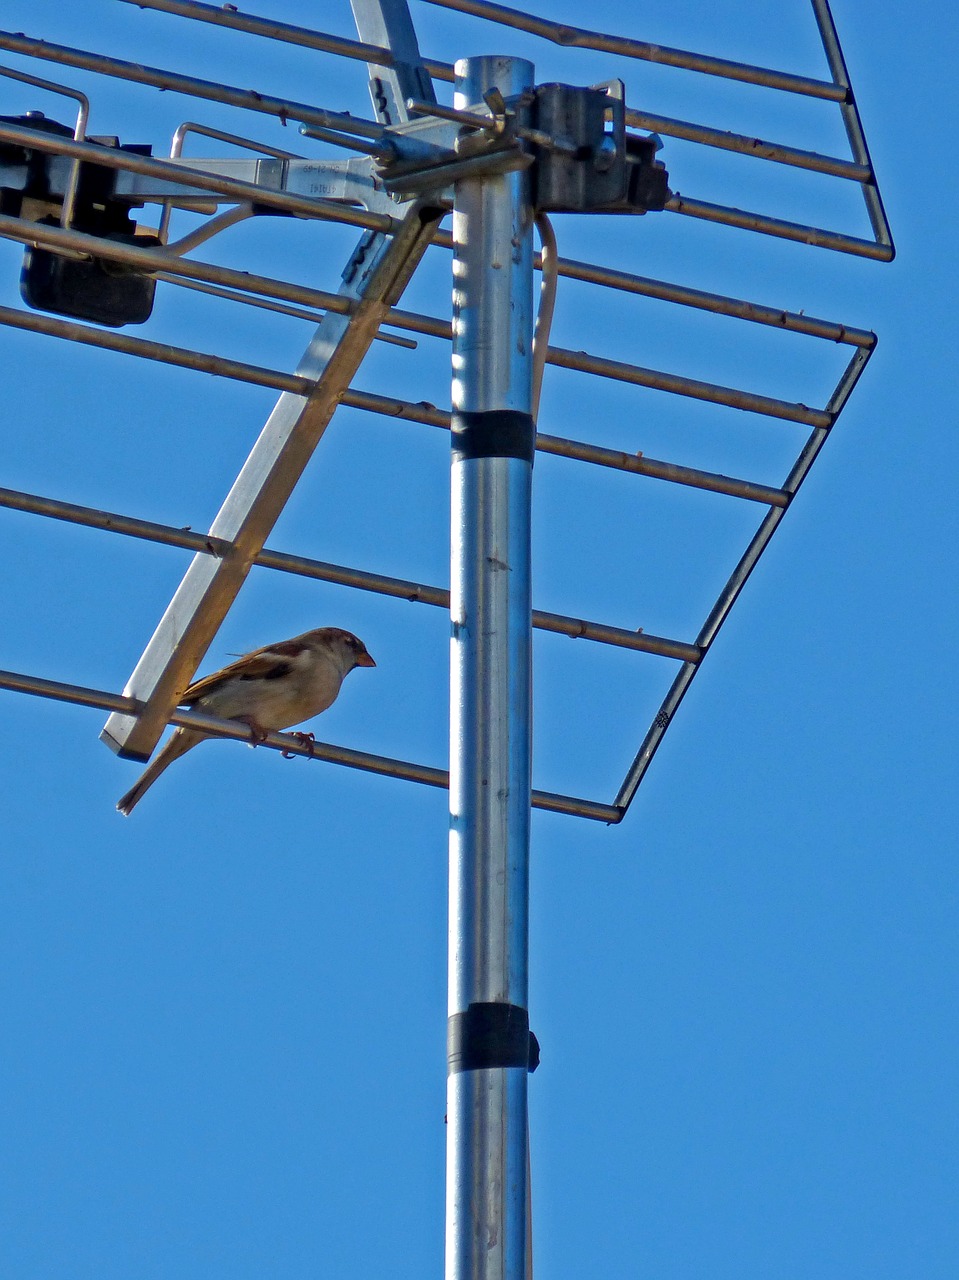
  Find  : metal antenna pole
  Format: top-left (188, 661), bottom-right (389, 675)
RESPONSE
top-left (446, 55), bottom-right (536, 1280)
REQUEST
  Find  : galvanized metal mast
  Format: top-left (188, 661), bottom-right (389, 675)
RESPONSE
top-left (446, 55), bottom-right (536, 1280)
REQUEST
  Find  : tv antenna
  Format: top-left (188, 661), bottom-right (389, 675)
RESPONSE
top-left (0, 1), bottom-right (893, 1275)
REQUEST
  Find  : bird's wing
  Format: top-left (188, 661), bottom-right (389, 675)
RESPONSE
top-left (180, 639), bottom-right (310, 704)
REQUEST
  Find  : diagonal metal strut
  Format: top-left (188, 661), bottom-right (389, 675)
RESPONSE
top-left (101, 198), bottom-right (443, 760)
top-left (101, 0), bottom-right (441, 762)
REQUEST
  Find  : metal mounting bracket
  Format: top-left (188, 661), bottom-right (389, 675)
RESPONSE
top-left (532, 80), bottom-right (668, 213)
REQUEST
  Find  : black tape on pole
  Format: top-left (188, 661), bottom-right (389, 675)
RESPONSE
top-left (447, 1001), bottom-right (540, 1074)
top-left (451, 409), bottom-right (536, 463)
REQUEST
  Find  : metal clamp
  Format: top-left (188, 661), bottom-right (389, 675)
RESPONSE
top-left (531, 79), bottom-right (669, 213)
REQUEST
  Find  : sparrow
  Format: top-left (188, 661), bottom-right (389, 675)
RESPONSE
top-left (116, 627), bottom-right (375, 816)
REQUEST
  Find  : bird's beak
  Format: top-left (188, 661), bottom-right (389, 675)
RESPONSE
top-left (356, 650), bottom-right (376, 668)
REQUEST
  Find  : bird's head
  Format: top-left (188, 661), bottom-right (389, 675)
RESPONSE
top-left (305, 627), bottom-right (376, 673)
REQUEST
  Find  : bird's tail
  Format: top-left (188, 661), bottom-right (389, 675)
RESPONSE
top-left (116, 728), bottom-right (204, 816)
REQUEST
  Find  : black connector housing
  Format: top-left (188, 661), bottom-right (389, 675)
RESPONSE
top-left (0, 114), bottom-right (160, 326)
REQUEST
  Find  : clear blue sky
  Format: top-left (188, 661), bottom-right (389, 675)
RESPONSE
top-left (1, 2), bottom-right (955, 1276)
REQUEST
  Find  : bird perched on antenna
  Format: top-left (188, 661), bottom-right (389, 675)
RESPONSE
top-left (116, 627), bottom-right (375, 816)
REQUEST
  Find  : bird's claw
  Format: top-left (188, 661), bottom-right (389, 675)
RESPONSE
top-left (281, 731), bottom-right (316, 760)
top-left (236, 715), bottom-right (270, 746)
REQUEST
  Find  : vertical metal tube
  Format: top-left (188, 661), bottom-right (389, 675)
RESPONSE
top-left (446, 55), bottom-right (536, 1280)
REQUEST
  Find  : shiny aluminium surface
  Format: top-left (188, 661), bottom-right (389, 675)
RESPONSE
top-left (447, 53), bottom-right (535, 1280)
top-left (449, 456), bottom-right (533, 1006)
top-left (446, 1068), bottom-right (529, 1280)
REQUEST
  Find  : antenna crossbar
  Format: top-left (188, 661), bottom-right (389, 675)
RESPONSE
top-left (0, 484), bottom-right (700, 662)
top-left (0, 206), bottom-right (877, 350)
top-left (665, 193), bottom-right (893, 261)
top-left (422, 0), bottom-right (843, 97)
top-left (0, 303), bottom-right (789, 506)
top-left (0, 666), bottom-right (622, 822)
top-left (0, 211), bottom-right (842, 428)
top-left (625, 108), bottom-right (869, 182)
top-left (117, 0), bottom-right (456, 83)
top-left (0, 30), bottom-right (388, 142)
top-left (3, 0), bottom-right (893, 259)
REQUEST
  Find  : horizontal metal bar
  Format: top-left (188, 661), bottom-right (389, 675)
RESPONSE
top-left (170, 119), bottom-right (304, 162)
top-left (664, 192), bottom-right (894, 261)
top-left (534, 438), bottom-right (789, 505)
top-left (529, 789), bottom-right (623, 823)
top-left (117, 0), bottom-right (893, 277)
top-left (546, 346), bottom-right (832, 426)
top-left (0, 286), bottom-right (788, 506)
top-left (113, 155), bottom-right (383, 210)
top-left (255, 546), bottom-right (447, 607)
top-left (0, 210), bottom-right (359, 313)
top-left (334, 386), bottom-right (451, 430)
top-left (0, 216), bottom-right (830, 436)
top-left (156, 272), bottom-right (334, 326)
top-left (404, 96), bottom-right (567, 155)
top-left (353, 301), bottom-right (831, 426)
top-left (0, 485), bottom-right (233, 556)
top-left (625, 107), bottom-right (870, 181)
top-left (0, 212), bottom-right (430, 358)
top-left (0, 303), bottom-right (314, 396)
top-left (0, 482), bottom-right (443, 605)
top-left (613, 344), bottom-right (873, 811)
top-left (0, 120), bottom-right (394, 232)
top-left (0, 205), bottom-right (408, 354)
top-left (532, 613), bottom-right (699, 662)
top-left (114, 0), bottom-right (457, 84)
top-left (429, 229), bottom-right (875, 347)
top-left (0, 667), bottom-right (140, 717)
top-left (550, 255), bottom-right (876, 347)
top-left (0, 301), bottom-right (409, 411)
top-left (0, 666), bottom-right (621, 822)
top-left (0, 483), bottom-right (701, 663)
top-left (297, 123), bottom-right (397, 162)
top-left (157, 272), bottom-right (418, 348)
top-left (0, 29), bottom-right (389, 141)
top-left (0, 184), bottom-right (874, 359)
top-left (420, 0), bottom-right (846, 101)
top-left (333, 388), bottom-right (787, 503)
top-left (380, 138), bottom-right (534, 196)
top-left (405, 96), bottom-right (500, 130)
